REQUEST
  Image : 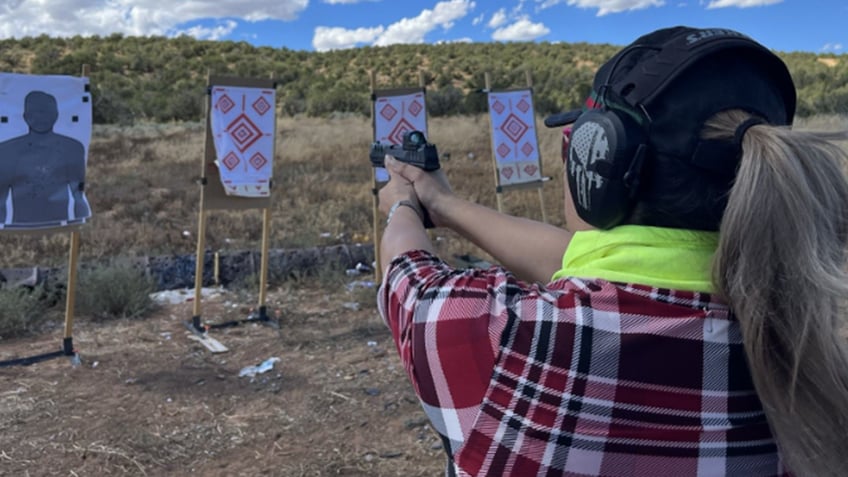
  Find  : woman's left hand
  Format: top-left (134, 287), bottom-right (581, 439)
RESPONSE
top-left (378, 155), bottom-right (421, 217)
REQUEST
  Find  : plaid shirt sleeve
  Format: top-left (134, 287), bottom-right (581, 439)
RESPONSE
top-left (377, 250), bottom-right (517, 452)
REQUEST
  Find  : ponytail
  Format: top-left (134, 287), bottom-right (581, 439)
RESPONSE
top-left (708, 110), bottom-right (848, 476)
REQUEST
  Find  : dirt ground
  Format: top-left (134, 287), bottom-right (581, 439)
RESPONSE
top-left (0, 281), bottom-right (447, 477)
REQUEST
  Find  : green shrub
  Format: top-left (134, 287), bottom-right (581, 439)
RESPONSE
top-left (76, 260), bottom-right (158, 321)
top-left (0, 285), bottom-right (54, 338)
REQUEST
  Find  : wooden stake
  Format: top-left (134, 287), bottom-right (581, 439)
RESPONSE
top-left (525, 70), bottom-right (548, 224)
top-left (192, 70), bottom-right (212, 324)
top-left (258, 207), bottom-right (271, 308)
top-left (192, 208), bottom-right (207, 320)
top-left (63, 230), bottom-right (80, 341)
top-left (62, 63), bottom-right (90, 351)
top-left (370, 70), bottom-right (383, 284)
top-left (485, 72), bottom-right (505, 213)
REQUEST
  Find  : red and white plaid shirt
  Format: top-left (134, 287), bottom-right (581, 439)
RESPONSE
top-left (378, 250), bottom-right (791, 477)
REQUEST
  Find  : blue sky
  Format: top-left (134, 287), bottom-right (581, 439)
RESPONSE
top-left (0, 1), bottom-right (844, 54)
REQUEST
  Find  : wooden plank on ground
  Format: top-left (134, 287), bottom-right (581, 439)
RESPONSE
top-left (187, 333), bottom-right (229, 353)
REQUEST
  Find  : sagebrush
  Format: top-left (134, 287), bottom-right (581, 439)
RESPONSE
top-left (0, 285), bottom-right (56, 339)
top-left (76, 260), bottom-right (158, 321)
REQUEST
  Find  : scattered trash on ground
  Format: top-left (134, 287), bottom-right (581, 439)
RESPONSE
top-left (345, 262), bottom-right (373, 276)
top-left (346, 280), bottom-right (376, 292)
top-left (238, 357), bottom-right (280, 378)
top-left (149, 287), bottom-right (224, 305)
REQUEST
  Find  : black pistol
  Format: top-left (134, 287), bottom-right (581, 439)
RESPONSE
top-left (369, 130), bottom-right (440, 171)
top-left (370, 130), bottom-right (438, 228)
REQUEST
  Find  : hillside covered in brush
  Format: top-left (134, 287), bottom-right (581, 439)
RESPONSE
top-left (1, 34), bottom-right (845, 124)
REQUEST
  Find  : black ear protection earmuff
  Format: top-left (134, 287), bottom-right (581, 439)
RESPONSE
top-left (566, 107), bottom-right (648, 230)
top-left (564, 28), bottom-right (796, 230)
top-left (565, 45), bottom-right (655, 230)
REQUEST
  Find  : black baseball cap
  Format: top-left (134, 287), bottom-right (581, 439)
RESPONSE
top-left (544, 26), bottom-right (796, 172)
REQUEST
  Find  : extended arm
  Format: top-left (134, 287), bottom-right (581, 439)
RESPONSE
top-left (377, 157), bottom-right (434, 277)
top-left (433, 194), bottom-right (570, 283)
top-left (384, 156), bottom-right (572, 284)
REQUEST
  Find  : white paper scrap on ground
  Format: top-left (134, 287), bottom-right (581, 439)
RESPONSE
top-left (150, 287), bottom-right (224, 305)
top-left (239, 357), bottom-right (280, 377)
top-left (210, 86), bottom-right (275, 197)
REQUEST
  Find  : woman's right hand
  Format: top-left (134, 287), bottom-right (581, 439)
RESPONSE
top-left (384, 155), bottom-right (455, 228)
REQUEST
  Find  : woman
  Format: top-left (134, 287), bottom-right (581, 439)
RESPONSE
top-left (377, 26), bottom-right (848, 476)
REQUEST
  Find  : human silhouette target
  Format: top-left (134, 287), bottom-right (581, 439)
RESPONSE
top-left (0, 74), bottom-right (92, 229)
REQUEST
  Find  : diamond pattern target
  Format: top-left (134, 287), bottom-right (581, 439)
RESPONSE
top-left (407, 100), bottom-right (423, 117)
top-left (501, 113), bottom-right (529, 143)
top-left (487, 89), bottom-right (541, 186)
top-left (373, 91), bottom-right (428, 183)
top-left (389, 118), bottom-right (416, 145)
top-left (380, 103), bottom-right (398, 122)
top-left (216, 94), bottom-right (235, 114)
top-left (491, 100), bottom-right (506, 115)
top-left (249, 152), bottom-right (268, 171)
top-left (210, 85), bottom-right (276, 198)
top-left (497, 143), bottom-right (511, 159)
top-left (227, 113), bottom-right (263, 153)
top-left (222, 152), bottom-right (240, 171)
top-left (252, 96), bottom-right (271, 116)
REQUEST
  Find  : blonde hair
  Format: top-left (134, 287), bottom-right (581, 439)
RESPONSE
top-left (707, 110), bottom-right (848, 476)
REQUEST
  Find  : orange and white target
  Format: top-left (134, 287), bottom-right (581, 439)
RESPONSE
top-left (210, 86), bottom-right (275, 197)
top-left (373, 91), bottom-right (427, 182)
top-left (487, 89), bottom-right (542, 186)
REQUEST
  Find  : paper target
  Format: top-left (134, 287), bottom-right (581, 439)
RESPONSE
top-left (210, 86), bottom-right (275, 197)
top-left (0, 73), bottom-right (92, 229)
top-left (487, 89), bottom-right (542, 186)
top-left (373, 91), bottom-right (427, 183)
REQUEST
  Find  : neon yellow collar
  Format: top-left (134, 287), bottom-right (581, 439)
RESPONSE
top-left (552, 225), bottom-right (718, 293)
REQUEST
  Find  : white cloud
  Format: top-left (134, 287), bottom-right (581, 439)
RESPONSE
top-left (436, 37), bottom-right (473, 44)
top-left (312, 25), bottom-right (384, 51)
top-left (536, 0), bottom-right (665, 16)
top-left (472, 13), bottom-right (485, 25)
top-left (512, 0), bottom-right (529, 15)
top-left (0, 0), bottom-right (308, 39)
top-left (174, 20), bottom-right (238, 41)
top-left (374, 0), bottom-right (476, 46)
top-left (706, 0), bottom-right (781, 7)
top-left (488, 8), bottom-right (508, 28)
top-left (322, 0), bottom-right (381, 3)
top-left (312, 0), bottom-right (476, 51)
top-left (822, 43), bottom-right (843, 52)
top-left (491, 16), bottom-right (549, 41)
